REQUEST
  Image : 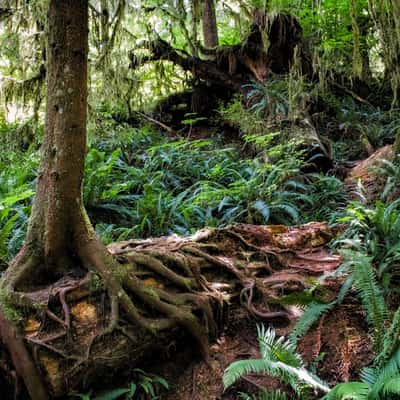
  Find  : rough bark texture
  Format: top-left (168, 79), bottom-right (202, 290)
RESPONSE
top-left (5, 0), bottom-right (90, 288)
top-left (0, 2), bottom-right (90, 398)
top-left (202, 0), bottom-right (219, 48)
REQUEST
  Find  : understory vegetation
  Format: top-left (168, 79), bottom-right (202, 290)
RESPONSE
top-left (0, 106), bottom-right (352, 267)
top-left (1, 0), bottom-right (400, 399)
top-left (1, 89), bottom-right (400, 399)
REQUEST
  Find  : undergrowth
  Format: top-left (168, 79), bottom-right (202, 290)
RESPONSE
top-left (0, 119), bottom-right (348, 267)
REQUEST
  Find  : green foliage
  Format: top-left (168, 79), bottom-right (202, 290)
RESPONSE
top-left (0, 119), bottom-right (350, 261)
top-left (223, 325), bottom-right (330, 397)
top-left (0, 135), bottom-right (37, 267)
top-left (289, 301), bottom-right (336, 346)
top-left (226, 323), bottom-right (400, 400)
top-left (82, 124), bottom-right (345, 243)
top-left (341, 251), bottom-right (387, 349)
top-left (332, 105), bottom-right (400, 162)
top-left (374, 155), bottom-right (400, 202)
top-left (335, 201), bottom-right (400, 289)
top-left (238, 389), bottom-right (288, 400)
top-left (77, 369), bottom-right (168, 400)
top-left (321, 382), bottom-right (370, 400)
top-left (321, 346), bottom-right (400, 399)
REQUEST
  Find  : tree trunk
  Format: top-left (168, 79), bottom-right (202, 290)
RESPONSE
top-left (202, 0), bottom-right (218, 48)
top-left (30, 0), bottom-right (89, 270)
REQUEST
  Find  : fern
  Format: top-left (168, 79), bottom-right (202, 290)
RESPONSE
top-left (238, 389), bottom-right (288, 400)
top-left (375, 307), bottom-right (400, 369)
top-left (289, 301), bottom-right (335, 346)
top-left (369, 348), bottom-right (400, 398)
top-left (321, 382), bottom-right (369, 400)
top-left (223, 325), bottom-right (330, 396)
top-left (325, 347), bottom-right (400, 399)
top-left (350, 252), bottom-right (387, 348)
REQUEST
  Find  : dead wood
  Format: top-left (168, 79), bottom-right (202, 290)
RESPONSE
top-left (130, 14), bottom-right (306, 92)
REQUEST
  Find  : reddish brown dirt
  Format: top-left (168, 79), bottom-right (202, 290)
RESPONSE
top-left (159, 306), bottom-right (289, 400)
top-left (158, 290), bottom-right (373, 399)
top-left (345, 145), bottom-right (395, 201)
top-left (298, 299), bottom-right (373, 385)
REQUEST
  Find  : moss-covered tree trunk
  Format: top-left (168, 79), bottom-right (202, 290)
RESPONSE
top-left (202, 0), bottom-right (219, 48)
top-left (0, 1), bottom-right (89, 398)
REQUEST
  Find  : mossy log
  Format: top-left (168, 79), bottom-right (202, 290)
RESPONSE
top-left (130, 14), bottom-right (309, 92)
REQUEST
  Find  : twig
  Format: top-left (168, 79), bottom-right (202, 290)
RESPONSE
top-left (135, 111), bottom-right (177, 135)
top-left (331, 82), bottom-right (373, 106)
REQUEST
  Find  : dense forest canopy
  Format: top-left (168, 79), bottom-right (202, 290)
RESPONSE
top-left (0, 1), bottom-right (399, 400)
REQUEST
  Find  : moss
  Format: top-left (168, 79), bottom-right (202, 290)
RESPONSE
top-left (89, 272), bottom-right (104, 291)
top-left (142, 287), bottom-right (160, 300)
top-left (111, 264), bottom-right (129, 283)
top-left (0, 289), bottom-right (23, 322)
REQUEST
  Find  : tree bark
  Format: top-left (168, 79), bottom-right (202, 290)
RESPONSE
top-left (202, 0), bottom-right (219, 48)
top-left (8, 0), bottom-right (89, 283)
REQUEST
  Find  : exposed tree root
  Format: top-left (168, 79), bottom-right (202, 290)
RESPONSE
top-left (0, 222), bottom-right (341, 398)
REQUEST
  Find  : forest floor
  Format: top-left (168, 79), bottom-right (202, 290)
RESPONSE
top-left (146, 145), bottom-right (391, 400)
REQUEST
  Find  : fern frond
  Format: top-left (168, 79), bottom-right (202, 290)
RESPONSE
top-left (350, 252), bottom-right (387, 347)
top-left (224, 326), bottom-right (329, 394)
top-left (381, 376), bottom-right (400, 396)
top-left (238, 389), bottom-right (288, 400)
top-left (370, 347), bottom-right (400, 397)
top-left (375, 307), bottom-right (400, 369)
top-left (289, 302), bottom-right (335, 346)
top-left (223, 359), bottom-right (269, 389)
top-left (257, 325), bottom-right (301, 366)
top-left (321, 382), bottom-right (369, 400)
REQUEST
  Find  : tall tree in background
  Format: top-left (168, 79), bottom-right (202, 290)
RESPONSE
top-left (202, 0), bottom-right (219, 47)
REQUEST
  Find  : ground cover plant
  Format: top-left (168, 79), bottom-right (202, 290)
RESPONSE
top-left (0, 0), bottom-right (400, 399)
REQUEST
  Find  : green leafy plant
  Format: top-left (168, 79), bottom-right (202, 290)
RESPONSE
top-left (334, 201), bottom-right (400, 290)
top-left (226, 323), bottom-right (400, 400)
top-left (77, 369), bottom-right (168, 400)
top-left (238, 389), bottom-right (288, 400)
top-left (374, 155), bottom-right (400, 202)
top-left (223, 325), bottom-right (330, 397)
top-left (289, 301), bottom-right (336, 347)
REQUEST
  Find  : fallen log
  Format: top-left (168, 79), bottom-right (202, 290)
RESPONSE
top-left (130, 14), bottom-right (307, 91)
